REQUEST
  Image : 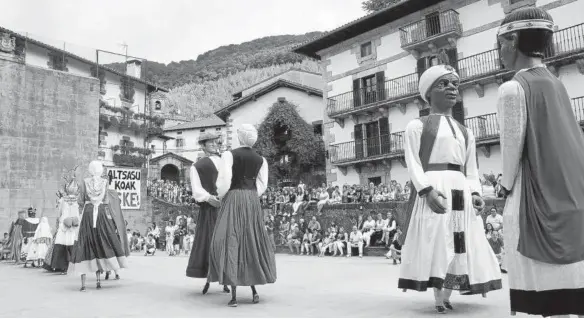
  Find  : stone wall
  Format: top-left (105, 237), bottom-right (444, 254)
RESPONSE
top-left (0, 58), bottom-right (99, 231)
top-left (285, 198), bottom-right (506, 232)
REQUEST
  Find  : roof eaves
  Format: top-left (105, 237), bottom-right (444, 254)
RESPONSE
top-left (214, 79), bottom-right (323, 116)
top-left (0, 26), bottom-right (169, 92)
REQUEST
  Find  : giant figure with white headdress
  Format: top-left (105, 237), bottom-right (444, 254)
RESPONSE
top-left (397, 65), bottom-right (502, 314)
top-left (207, 124), bottom-right (276, 307)
top-left (69, 160), bottom-right (130, 292)
top-left (496, 7), bottom-right (584, 317)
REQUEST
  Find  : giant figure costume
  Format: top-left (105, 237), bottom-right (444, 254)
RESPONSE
top-left (397, 65), bottom-right (502, 296)
top-left (497, 8), bottom-right (584, 316)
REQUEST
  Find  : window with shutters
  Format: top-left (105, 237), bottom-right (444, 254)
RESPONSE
top-left (361, 42), bottom-right (373, 57)
top-left (176, 138), bottom-right (184, 148)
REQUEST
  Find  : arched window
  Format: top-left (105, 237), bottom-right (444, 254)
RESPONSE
top-left (154, 100), bottom-right (162, 110)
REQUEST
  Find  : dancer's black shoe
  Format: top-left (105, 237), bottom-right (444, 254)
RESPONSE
top-left (202, 282), bottom-right (210, 295)
top-left (252, 294), bottom-right (259, 304)
top-left (104, 272), bottom-right (110, 280)
top-left (223, 285), bottom-right (230, 293)
top-left (443, 301), bottom-right (453, 310)
top-left (435, 306), bottom-right (446, 314)
top-left (228, 299), bottom-right (238, 307)
top-left (96, 282), bottom-right (102, 289)
top-left (80, 286), bottom-right (86, 292)
top-left (115, 274), bottom-right (120, 280)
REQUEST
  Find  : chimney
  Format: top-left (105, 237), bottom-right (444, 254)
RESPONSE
top-left (126, 59), bottom-right (142, 78)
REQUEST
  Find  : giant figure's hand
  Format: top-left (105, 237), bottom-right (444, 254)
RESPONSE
top-left (426, 190), bottom-right (447, 214)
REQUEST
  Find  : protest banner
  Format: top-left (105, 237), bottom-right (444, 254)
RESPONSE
top-left (106, 167), bottom-right (141, 210)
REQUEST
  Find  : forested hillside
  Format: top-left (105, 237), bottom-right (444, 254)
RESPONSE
top-left (107, 32), bottom-right (324, 118)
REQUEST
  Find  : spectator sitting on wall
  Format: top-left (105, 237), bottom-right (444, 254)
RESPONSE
top-left (300, 230), bottom-right (312, 255)
top-left (309, 229), bottom-right (322, 255)
top-left (386, 228), bottom-right (402, 265)
top-left (486, 207), bottom-right (503, 231)
top-left (287, 225), bottom-right (303, 254)
top-left (334, 227), bottom-right (348, 257)
top-left (319, 231), bottom-right (335, 257)
top-left (348, 226), bottom-right (364, 258)
top-left (361, 214), bottom-right (376, 247)
top-left (316, 187), bottom-right (330, 214)
top-left (307, 216), bottom-right (321, 233)
top-left (370, 212), bottom-right (387, 246)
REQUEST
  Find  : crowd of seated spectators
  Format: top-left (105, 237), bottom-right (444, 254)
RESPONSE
top-left (260, 180), bottom-right (412, 216)
top-left (265, 210), bottom-right (402, 261)
top-left (148, 179), bottom-right (198, 206)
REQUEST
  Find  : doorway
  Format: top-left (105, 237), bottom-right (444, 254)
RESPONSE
top-left (161, 164), bottom-right (180, 183)
top-left (426, 12), bottom-right (441, 37)
top-left (365, 121), bottom-right (380, 157)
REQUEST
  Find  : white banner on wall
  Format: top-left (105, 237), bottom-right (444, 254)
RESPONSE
top-left (106, 167), bottom-right (141, 210)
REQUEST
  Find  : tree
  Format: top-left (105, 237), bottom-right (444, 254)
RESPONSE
top-left (255, 100), bottom-right (325, 185)
top-left (362, 0), bottom-right (402, 13)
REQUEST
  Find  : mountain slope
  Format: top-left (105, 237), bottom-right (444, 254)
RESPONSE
top-left (110, 32), bottom-right (324, 118)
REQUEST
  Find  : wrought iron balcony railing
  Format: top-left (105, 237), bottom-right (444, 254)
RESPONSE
top-left (329, 131), bottom-right (405, 165)
top-left (327, 73), bottom-right (418, 116)
top-left (545, 22), bottom-right (584, 58)
top-left (572, 96), bottom-right (584, 124)
top-left (399, 10), bottom-right (462, 48)
top-left (458, 49), bottom-right (504, 81)
top-left (465, 113), bottom-right (499, 142)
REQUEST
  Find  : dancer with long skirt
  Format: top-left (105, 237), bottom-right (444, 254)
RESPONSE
top-left (185, 132), bottom-right (230, 294)
top-left (208, 124), bottom-right (277, 307)
top-left (44, 178), bottom-right (81, 274)
top-left (25, 217), bottom-right (52, 268)
top-left (69, 160), bottom-right (129, 292)
top-left (2, 210), bottom-right (27, 263)
top-left (397, 65), bottom-right (502, 314)
top-left (496, 7), bottom-right (584, 317)
top-left (20, 207), bottom-right (40, 262)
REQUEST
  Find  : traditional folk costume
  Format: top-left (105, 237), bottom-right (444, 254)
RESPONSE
top-left (186, 132), bottom-right (230, 293)
top-left (45, 180), bottom-right (81, 273)
top-left (21, 207), bottom-right (40, 260)
top-left (497, 8), bottom-right (584, 316)
top-left (2, 211), bottom-right (27, 262)
top-left (208, 124), bottom-right (276, 306)
top-left (26, 217), bottom-right (53, 266)
top-left (398, 66), bottom-right (502, 297)
top-left (69, 161), bottom-right (129, 278)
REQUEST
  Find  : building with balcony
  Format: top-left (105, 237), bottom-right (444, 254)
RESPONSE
top-left (214, 68), bottom-right (325, 149)
top-left (294, 0), bottom-right (584, 187)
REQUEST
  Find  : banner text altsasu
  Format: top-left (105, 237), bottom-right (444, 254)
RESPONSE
top-left (106, 167), bottom-right (141, 210)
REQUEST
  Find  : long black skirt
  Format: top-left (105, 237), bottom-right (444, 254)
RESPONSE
top-left (44, 244), bottom-right (73, 272)
top-left (186, 203), bottom-right (218, 278)
top-left (69, 203), bottom-right (128, 275)
top-left (208, 189), bottom-right (277, 286)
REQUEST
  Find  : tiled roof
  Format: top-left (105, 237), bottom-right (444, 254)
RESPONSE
top-left (214, 79), bottom-right (323, 116)
top-left (293, 0), bottom-right (443, 59)
top-left (0, 26), bottom-right (169, 92)
top-left (164, 115), bottom-right (226, 132)
top-left (233, 68), bottom-right (322, 96)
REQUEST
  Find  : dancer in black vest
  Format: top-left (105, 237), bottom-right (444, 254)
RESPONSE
top-left (185, 132), bottom-right (230, 294)
top-left (208, 124), bottom-right (277, 307)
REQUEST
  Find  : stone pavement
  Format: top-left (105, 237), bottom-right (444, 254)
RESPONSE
top-left (0, 253), bottom-right (533, 318)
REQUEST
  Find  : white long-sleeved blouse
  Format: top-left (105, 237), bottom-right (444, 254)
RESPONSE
top-left (189, 155), bottom-right (222, 203)
top-left (216, 149), bottom-right (269, 198)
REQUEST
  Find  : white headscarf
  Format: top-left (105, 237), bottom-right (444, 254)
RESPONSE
top-left (418, 65), bottom-right (460, 104)
top-left (237, 124), bottom-right (258, 147)
top-left (34, 217), bottom-right (52, 239)
top-left (88, 160), bottom-right (104, 178)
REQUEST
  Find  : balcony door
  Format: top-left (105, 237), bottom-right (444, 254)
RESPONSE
top-left (426, 12), bottom-right (442, 37)
top-left (362, 75), bottom-right (377, 105)
top-left (365, 121), bottom-right (381, 157)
